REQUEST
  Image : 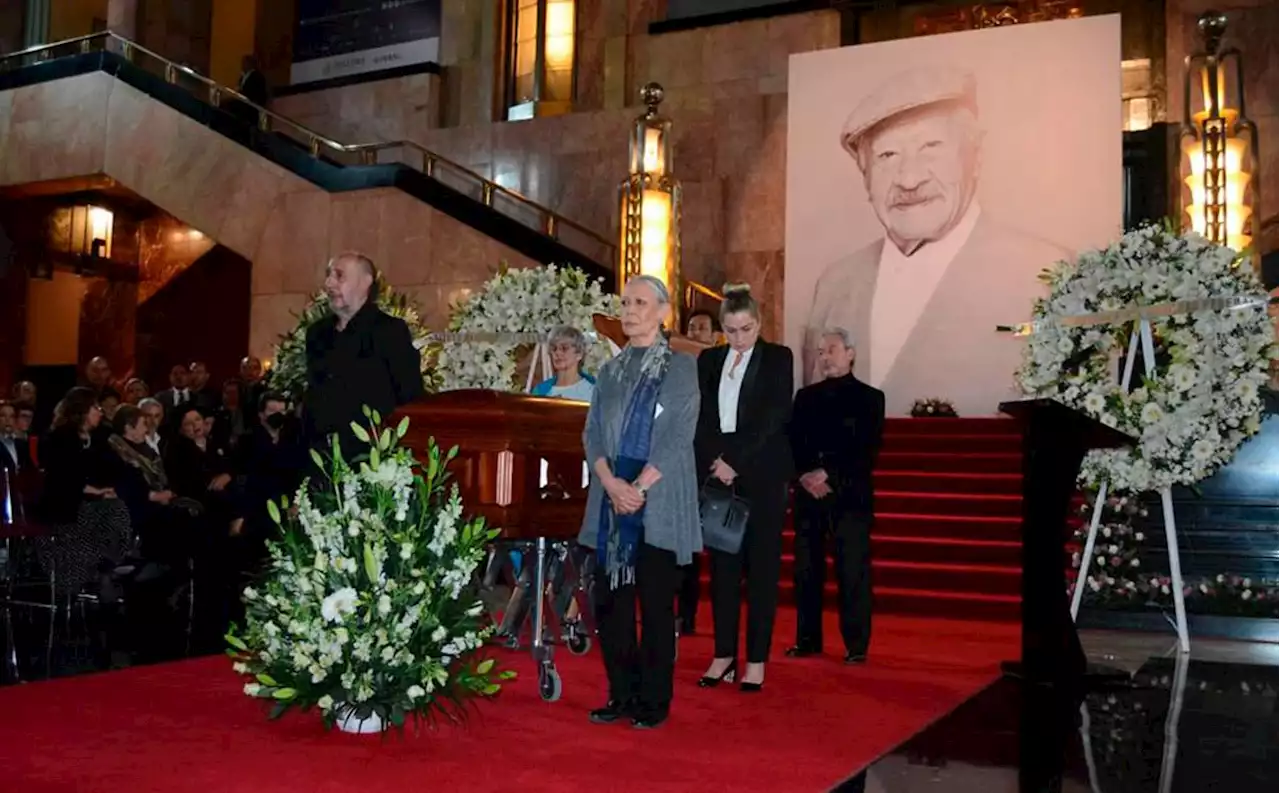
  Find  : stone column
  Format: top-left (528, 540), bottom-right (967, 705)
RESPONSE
top-left (107, 0), bottom-right (137, 40)
top-left (22, 0), bottom-right (48, 46)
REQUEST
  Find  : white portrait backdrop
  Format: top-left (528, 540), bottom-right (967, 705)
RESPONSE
top-left (784, 15), bottom-right (1123, 415)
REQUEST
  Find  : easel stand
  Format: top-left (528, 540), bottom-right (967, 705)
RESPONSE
top-left (1069, 317), bottom-right (1190, 654)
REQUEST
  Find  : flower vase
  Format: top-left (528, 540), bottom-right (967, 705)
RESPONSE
top-left (335, 704), bottom-right (384, 734)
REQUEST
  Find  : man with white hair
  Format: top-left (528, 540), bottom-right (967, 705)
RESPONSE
top-left (802, 66), bottom-right (1069, 414)
top-left (787, 328), bottom-right (884, 664)
top-left (304, 252), bottom-right (423, 455)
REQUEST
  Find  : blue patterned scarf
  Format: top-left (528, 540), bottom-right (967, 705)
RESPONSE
top-left (595, 340), bottom-right (671, 588)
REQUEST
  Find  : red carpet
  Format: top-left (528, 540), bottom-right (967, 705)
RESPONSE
top-left (0, 609), bottom-right (1016, 792)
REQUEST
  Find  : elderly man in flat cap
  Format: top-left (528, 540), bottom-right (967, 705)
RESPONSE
top-left (801, 67), bottom-right (1069, 415)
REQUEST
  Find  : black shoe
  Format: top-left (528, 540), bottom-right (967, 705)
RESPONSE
top-left (785, 645), bottom-right (821, 658)
top-left (739, 680), bottom-right (764, 693)
top-left (632, 711), bottom-right (668, 729)
top-left (845, 652), bottom-right (867, 665)
top-left (678, 617), bottom-right (697, 636)
top-left (697, 659), bottom-right (737, 688)
top-left (588, 699), bottom-right (634, 724)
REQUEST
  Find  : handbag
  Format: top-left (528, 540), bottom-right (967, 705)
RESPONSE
top-left (699, 477), bottom-right (750, 554)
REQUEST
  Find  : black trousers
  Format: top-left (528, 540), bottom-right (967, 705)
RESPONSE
top-left (708, 480), bottom-right (787, 663)
top-left (677, 552), bottom-right (701, 629)
top-left (793, 497), bottom-right (873, 656)
top-left (592, 542), bottom-right (679, 716)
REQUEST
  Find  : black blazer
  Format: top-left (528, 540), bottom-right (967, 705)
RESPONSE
top-left (789, 374), bottom-right (885, 511)
top-left (0, 435), bottom-right (31, 474)
top-left (694, 341), bottom-right (795, 488)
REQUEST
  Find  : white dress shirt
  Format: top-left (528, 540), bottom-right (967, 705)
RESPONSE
top-left (146, 432), bottom-right (162, 455)
top-left (718, 345), bottom-right (754, 433)
top-left (870, 202), bottom-right (982, 385)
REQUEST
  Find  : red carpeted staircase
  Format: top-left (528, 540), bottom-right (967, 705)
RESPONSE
top-left (779, 417), bottom-right (1025, 622)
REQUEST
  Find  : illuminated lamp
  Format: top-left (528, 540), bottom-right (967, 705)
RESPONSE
top-left (506, 0), bottom-right (576, 120)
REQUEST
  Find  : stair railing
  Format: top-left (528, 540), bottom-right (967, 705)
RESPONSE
top-left (0, 31), bottom-right (616, 268)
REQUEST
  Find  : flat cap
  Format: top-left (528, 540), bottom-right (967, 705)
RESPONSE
top-left (840, 66), bottom-right (978, 156)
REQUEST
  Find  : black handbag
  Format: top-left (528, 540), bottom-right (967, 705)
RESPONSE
top-left (699, 478), bottom-right (750, 554)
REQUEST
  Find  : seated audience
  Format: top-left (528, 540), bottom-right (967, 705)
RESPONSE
top-left (0, 400), bottom-right (30, 474)
top-left (123, 378), bottom-right (149, 405)
top-left (99, 388), bottom-right (122, 423)
top-left (214, 379), bottom-right (248, 451)
top-left (36, 388), bottom-right (132, 600)
top-left (137, 398), bottom-right (166, 456)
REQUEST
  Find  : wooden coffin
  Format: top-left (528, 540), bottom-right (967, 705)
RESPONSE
top-left (395, 390), bottom-right (589, 540)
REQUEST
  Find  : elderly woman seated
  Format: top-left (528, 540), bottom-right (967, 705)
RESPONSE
top-left (498, 324), bottom-right (597, 646)
top-left (108, 404), bottom-right (204, 661)
top-left (531, 324), bottom-right (596, 402)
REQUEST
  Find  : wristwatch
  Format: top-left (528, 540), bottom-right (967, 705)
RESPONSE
top-left (633, 480), bottom-right (648, 496)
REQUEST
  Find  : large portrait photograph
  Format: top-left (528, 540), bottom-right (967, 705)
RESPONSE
top-left (784, 16), bottom-right (1123, 415)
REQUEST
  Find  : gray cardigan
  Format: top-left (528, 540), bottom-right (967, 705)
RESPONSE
top-left (577, 350), bottom-right (703, 565)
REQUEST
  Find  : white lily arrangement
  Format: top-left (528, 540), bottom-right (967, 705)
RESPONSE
top-left (227, 408), bottom-right (510, 730)
top-left (1017, 225), bottom-right (1276, 493)
top-left (436, 263), bottom-right (620, 392)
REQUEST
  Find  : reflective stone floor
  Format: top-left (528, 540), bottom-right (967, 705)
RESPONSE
top-left (834, 630), bottom-right (1279, 793)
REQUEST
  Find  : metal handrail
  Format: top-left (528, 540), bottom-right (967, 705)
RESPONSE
top-left (0, 31), bottom-right (616, 264)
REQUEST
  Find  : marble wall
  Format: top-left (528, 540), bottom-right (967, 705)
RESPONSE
top-left (272, 72), bottom-right (442, 146)
top-left (0, 72), bottom-right (540, 361)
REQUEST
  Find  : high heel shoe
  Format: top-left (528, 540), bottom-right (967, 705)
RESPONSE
top-left (697, 659), bottom-right (738, 688)
top-left (739, 680), bottom-right (764, 693)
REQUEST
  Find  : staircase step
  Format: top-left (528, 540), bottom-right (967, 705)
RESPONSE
top-left (882, 434), bottom-right (1022, 454)
top-left (873, 470), bottom-right (1022, 495)
top-left (815, 559), bottom-right (1021, 596)
top-left (875, 490), bottom-right (1023, 518)
top-left (883, 418), bottom-right (1018, 436)
top-left (781, 513), bottom-right (1024, 546)
top-left (778, 533), bottom-right (1023, 565)
top-left (776, 582), bottom-right (1021, 622)
top-left (876, 452), bottom-right (1023, 474)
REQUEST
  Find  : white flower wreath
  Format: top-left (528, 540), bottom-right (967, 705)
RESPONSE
top-left (436, 264), bottom-right (621, 392)
top-left (1016, 226), bottom-right (1276, 493)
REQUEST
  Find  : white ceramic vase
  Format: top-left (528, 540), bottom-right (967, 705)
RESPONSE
top-left (334, 704), bottom-right (384, 734)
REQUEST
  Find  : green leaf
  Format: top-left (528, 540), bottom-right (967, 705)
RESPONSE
top-left (447, 445), bottom-right (459, 462)
top-left (266, 499), bottom-right (282, 526)
top-left (498, 670), bottom-right (517, 680)
top-left (309, 448), bottom-right (325, 471)
top-left (379, 428), bottom-right (392, 450)
top-left (256, 673), bottom-right (278, 687)
top-left (396, 416), bottom-right (410, 439)
top-left (369, 444), bottom-right (381, 470)
top-left (362, 405), bottom-right (372, 419)
top-left (371, 409), bottom-right (382, 426)
top-left (480, 683), bottom-right (501, 696)
top-left (390, 704), bottom-right (406, 727)
top-left (268, 700), bottom-right (289, 720)
top-left (363, 543), bottom-right (379, 583)
top-left (426, 452), bottom-right (439, 488)
top-left (281, 494), bottom-right (290, 510)
top-left (272, 687), bottom-right (297, 700)
top-left (475, 658), bottom-right (495, 675)
top-left (225, 634), bottom-right (248, 651)
top-left (351, 422), bottom-right (371, 443)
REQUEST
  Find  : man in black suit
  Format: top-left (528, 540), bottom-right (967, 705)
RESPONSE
top-left (305, 252), bottom-right (424, 458)
top-left (154, 364), bottom-right (194, 415)
top-left (787, 327), bottom-right (885, 664)
top-left (0, 400), bottom-right (31, 474)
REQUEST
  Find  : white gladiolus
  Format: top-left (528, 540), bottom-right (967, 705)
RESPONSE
top-left (321, 587), bottom-right (358, 623)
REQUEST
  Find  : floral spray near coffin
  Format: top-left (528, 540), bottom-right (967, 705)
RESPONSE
top-left (227, 408), bottom-right (513, 733)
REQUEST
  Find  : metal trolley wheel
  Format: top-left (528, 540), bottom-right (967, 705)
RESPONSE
top-left (565, 631), bottom-right (592, 656)
top-left (538, 662), bottom-right (563, 702)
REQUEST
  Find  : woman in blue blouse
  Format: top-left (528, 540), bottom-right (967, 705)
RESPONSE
top-left (531, 325), bottom-right (596, 403)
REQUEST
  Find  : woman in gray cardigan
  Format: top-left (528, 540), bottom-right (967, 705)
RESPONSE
top-left (577, 274), bottom-right (701, 730)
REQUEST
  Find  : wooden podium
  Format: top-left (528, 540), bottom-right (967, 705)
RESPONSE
top-left (998, 399), bottom-right (1134, 687)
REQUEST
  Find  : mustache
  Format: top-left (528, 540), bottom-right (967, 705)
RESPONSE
top-left (887, 186), bottom-right (943, 208)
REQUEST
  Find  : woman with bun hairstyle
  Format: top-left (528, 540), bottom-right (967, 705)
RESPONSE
top-left (693, 284), bottom-right (794, 692)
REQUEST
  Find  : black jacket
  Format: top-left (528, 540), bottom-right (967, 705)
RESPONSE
top-left (0, 434), bottom-right (31, 474)
top-left (789, 374), bottom-right (885, 511)
top-left (303, 302), bottom-right (424, 454)
top-left (694, 341), bottom-right (795, 488)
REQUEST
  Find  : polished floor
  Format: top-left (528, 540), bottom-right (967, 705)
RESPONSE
top-left (837, 629), bottom-right (1279, 793)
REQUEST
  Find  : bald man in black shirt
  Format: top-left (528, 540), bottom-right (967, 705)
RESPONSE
top-left (304, 252), bottom-right (423, 459)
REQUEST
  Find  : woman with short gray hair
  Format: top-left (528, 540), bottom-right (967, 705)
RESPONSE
top-left (578, 274), bottom-right (701, 729)
top-left (532, 325), bottom-right (596, 402)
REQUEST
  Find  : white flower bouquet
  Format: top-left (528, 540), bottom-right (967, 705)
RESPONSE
top-left (436, 263), bottom-right (620, 392)
top-left (227, 409), bottom-right (510, 730)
